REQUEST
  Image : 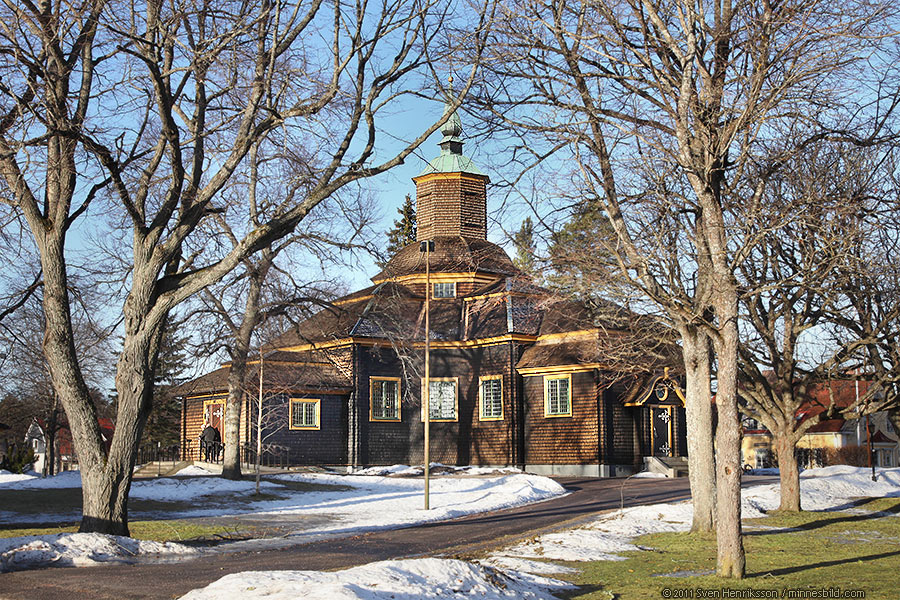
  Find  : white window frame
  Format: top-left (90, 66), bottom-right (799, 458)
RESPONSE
top-left (433, 281), bottom-right (456, 298)
top-left (422, 377), bottom-right (458, 422)
top-left (289, 398), bottom-right (320, 430)
top-left (479, 376), bottom-right (504, 421)
top-left (370, 377), bottom-right (401, 422)
top-left (544, 375), bottom-right (572, 417)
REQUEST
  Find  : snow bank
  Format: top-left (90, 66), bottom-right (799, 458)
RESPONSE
top-left (179, 558), bottom-right (573, 600)
top-left (742, 465), bottom-right (900, 513)
top-left (172, 465), bottom-right (218, 476)
top-left (253, 472), bottom-right (565, 542)
top-left (0, 533), bottom-right (197, 573)
top-left (490, 466), bottom-right (900, 570)
top-left (0, 470), bottom-right (38, 486)
top-left (0, 470), bottom-right (566, 573)
top-left (0, 470), bottom-right (81, 488)
top-left (495, 502), bottom-right (694, 563)
top-left (129, 475), bottom-right (278, 502)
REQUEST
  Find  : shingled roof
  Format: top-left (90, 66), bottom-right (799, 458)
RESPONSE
top-left (373, 236), bottom-right (517, 281)
top-left (171, 357), bottom-right (352, 397)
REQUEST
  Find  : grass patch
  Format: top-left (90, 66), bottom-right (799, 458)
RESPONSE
top-left (0, 519), bottom-right (237, 543)
top-left (565, 499), bottom-right (900, 600)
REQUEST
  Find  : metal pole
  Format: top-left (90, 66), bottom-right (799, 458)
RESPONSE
top-left (866, 414), bottom-right (876, 481)
top-left (423, 240), bottom-right (431, 510)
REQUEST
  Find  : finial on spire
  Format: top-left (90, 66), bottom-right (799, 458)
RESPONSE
top-left (439, 73), bottom-right (463, 154)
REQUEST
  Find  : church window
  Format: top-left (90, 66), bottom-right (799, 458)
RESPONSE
top-left (290, 399), bottom-right (320, 430)
top-left (423, 378), bottom-right (457, 421)
top-left (370, 377), bottom-right (401, 421)
top-left (479, 376), bottom-right (503, 420)
top-left (433, 282), bottom-right (456, 298)
top-left (545, 375), bottom-right (572, 417)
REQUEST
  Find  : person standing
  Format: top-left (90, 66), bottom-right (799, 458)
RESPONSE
top-left (199, 420), bottom-right (220, 462)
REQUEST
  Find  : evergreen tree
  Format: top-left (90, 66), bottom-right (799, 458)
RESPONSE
top-left (512, 217), bottom-right (540, 281)
top-left (384, 195), bottom-right (417, 259)
top-left (143, 324), bottom-right (191, 447)
top-left (547, 202), bottom-right (617, 300)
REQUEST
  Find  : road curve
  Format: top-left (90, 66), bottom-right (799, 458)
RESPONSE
top-left (0, 475), bottom-right (776, 600)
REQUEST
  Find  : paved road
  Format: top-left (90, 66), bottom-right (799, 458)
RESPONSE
top-left (0, 476), bottom-right (776, 600)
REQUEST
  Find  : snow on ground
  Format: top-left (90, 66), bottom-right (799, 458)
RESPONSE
top-left (0, 470), bottom-right (40, 485)
top-left (249, 470), bottom-right (565, 545)
top-left (0, 465), bottom-right (565, 574)
top-left (0, 533), bottom-right (197, 573)
top-left (0, 469), bottom-right (82, 489)
top-left (6, 464), bottom-right (899, 597)
top-left (487, 466), bottom-right (900, 573)
top-left (183, 466), bottom-right (900, 599)
top-left (172, 465), bottom-right (218, 476)
top-left (179, 557), bottom-right (573, 600)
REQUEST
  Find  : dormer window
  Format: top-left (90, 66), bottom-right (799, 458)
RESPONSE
top-left (433, 282), bottom-right (456, 298)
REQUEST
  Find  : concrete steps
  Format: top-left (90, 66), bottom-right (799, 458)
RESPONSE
top-left (132, 460), bottom-right (190, 478)
top-left (643, 456), bottom-right (689, 478)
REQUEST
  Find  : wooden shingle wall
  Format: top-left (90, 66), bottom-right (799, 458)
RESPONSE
top-left (523, 371), bottom-right (600, 464)
top-left (250, 393), bottom-right (349, 465)
top-left (354, 344), bottom-right (518, 466)
top-left (415, 174), bottom-right (487, 241)
top-left (607, 395), bottom-right (637, 466)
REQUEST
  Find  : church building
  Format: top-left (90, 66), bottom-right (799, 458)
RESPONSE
top-left (176, 101), bottom-right (687, 477)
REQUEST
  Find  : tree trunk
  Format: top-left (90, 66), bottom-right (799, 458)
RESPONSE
top-left (222, 355), bottom-right (248, 480)
top-left (79, 456), bottom-right (133, 535)
top-left (712, 295), bottom-right (746, 578)
top-left (221, 258), bottom-right (268, 480)
top-left (680, 325), bottom-right (716, 532)
top-left (775, 431), bottom-right (801, 511)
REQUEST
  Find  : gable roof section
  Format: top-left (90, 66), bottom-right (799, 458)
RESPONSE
top-left (171, 357), bottom-right (352, 398)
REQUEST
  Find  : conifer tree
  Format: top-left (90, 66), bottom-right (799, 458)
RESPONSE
top-left (512, 217), bottom-right (539, 281)
top-left (144, 325), bottom-right (190, 447)
top-left (547, 202), bottom-right (616, 299)
top-left (385, 195), bottom-right (417, 259)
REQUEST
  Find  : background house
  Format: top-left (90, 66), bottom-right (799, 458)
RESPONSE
top-left (24, 417), bottom-right (115, 475)
top-left (741, 379), bottom-right (899, 469)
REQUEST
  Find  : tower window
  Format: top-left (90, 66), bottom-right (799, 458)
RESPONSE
top-left (433, 282), bottom-right (456, 298)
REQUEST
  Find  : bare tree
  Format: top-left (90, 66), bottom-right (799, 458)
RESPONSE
top-left (187, 133), bottom-right (375, 480)
top-left (475, 0), bottom-right (897, 577)
top-left (0, 0), bottom-right (492, 534)
top-left (737, 142), bottom-right (900, 511)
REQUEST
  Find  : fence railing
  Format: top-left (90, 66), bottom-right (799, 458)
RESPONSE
top-left (241, 443), bottom-right (290, 469)
top-left (198, 440), bottom-right (224, 463)
top-left (175, 440), bottom-right (292, 469)
top-left (135, 443), bottom-right (182, 466)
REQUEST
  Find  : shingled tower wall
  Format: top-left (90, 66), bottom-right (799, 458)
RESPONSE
top-left (413, 96), bottom-right (490, 242)
top-left (415, 173), bottom-right (487, 241)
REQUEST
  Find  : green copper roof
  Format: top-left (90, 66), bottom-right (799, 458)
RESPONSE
top-left (419, 152), bottom-right (485, 176)
top-left (418, 93), bottom-right (485, 177)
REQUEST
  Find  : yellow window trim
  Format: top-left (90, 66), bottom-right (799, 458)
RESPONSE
top-left (370, 377), bottom-right (402, 422)
top-left (421, 377), bottom-right (459, 422)
top-left (478, 375), bottom-right (504, 421)
top-left (289, 398), bottom-right (321, 430)
top-left (544, 374), bottom-right (573, 418)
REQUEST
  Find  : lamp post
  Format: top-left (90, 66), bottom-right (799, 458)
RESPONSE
top-left (420, 239), bottom-right (434, 509)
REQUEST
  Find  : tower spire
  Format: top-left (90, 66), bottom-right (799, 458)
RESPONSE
top-left (439, 75), bottom-right (463, 155)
